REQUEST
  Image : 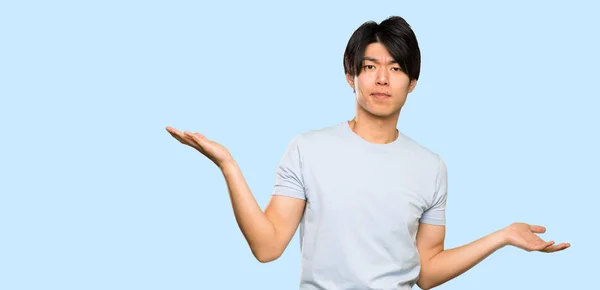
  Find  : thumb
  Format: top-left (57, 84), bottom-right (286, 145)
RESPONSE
top-left (529, 225), bottom-right (546, 234)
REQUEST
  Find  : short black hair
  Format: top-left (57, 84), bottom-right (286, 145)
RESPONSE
top-left (343, 16), bottom-right (421, 81)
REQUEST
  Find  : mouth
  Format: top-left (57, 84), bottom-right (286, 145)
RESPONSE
top-left (371, 93), bottom-right (391, 99)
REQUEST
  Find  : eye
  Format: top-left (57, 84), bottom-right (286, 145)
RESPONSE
top-left (364, 65), bottom-right (375, 70)
top-left (391, 67), bottom-right (402, 72)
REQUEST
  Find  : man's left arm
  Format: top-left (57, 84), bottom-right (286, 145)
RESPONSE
top-left (415, 222), bottom-right (570, 290)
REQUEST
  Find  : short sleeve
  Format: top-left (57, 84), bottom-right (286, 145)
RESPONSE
top-left (272, 135), bottom-right (306, 200)
top-left (419, 157), bottom-right (448, 225)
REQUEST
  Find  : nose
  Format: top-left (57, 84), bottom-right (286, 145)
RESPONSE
top-left (376, 70), bottom-right (389, 86)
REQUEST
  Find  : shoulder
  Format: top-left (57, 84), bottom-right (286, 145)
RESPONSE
top-left (397, 133), bottom-right (445, 170)
top-left (291, 122), bottom-right (347, 148)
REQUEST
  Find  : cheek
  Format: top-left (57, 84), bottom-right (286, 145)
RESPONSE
top-left (355, 76), bottom-right (372, 93)
top-left (357, 85), bottom-right (370, 102)
top-left (392, 78), bottom-right (411, 93)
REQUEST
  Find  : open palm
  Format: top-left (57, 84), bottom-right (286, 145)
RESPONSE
top-left (503, 222), bottom-right (570, 253)
top-left (166, 126), bottom-right (233, 167)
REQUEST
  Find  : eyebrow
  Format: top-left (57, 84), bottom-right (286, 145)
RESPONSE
top-left (362, 57), bottom-right (398, 65)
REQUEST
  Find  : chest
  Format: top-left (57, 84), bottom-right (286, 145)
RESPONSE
top-left (302, 148), bottom-right (434, 235)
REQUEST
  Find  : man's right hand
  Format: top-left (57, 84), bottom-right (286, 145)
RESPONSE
top-left (166, 126), bottom-right (234, 168)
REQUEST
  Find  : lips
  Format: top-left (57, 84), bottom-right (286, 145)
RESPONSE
top-left (371, 93), bottom-right (391, 99)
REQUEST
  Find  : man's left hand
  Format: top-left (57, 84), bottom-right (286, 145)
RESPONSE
top-left (501, 222), bottom-right (570, 253)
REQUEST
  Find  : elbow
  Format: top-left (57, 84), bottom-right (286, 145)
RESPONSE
top-left (416, 269), bottom-right (437, 290)
top-left (417, 277), bottom-right (443, 290)
top-left (252, 248), bottom-right (282, 263)
top-left (416, 280), bottom-right (432, 290)
top-left (255, 253), bottom-right (279, 263)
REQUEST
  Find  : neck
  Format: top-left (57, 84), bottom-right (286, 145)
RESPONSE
top-left (348, 111), bottom-right (400, 144)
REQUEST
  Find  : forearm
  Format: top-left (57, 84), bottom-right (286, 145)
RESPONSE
top-left (219, 160), bottom-right (277, 261)
top-left (418, 229), bottom-right (507, 289)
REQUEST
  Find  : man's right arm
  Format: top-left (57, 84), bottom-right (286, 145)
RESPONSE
top-left (165, 126), bottom-right (305, 263)
top-left (220, 160), bottom-right (305, 263)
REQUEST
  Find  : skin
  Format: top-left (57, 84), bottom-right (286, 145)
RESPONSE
top-left (345, 42), bottom-right (416, 144)
top-left (166, 42), bottom-right (570, 288)
top-left (164, 128), bottom-right (305, 263)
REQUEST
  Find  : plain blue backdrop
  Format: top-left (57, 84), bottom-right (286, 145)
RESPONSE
top-left (1, 1), bottom-right (597, 289)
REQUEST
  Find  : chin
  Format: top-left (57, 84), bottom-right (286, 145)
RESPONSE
top-left (366, 108), bottom-right (400, 118)
top-left (357, 99), bottom-right (403, 118)
top-left (373, 111), bottom-right (399, 118)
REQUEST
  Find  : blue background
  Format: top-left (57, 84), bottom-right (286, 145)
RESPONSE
top-left (1, 1), bottom-right (597, 289)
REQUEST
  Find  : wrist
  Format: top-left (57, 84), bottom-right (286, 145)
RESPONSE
top-left (494, 227), bottom-right (510, 248)
top-left (218, 158), bottom-right (238, 171)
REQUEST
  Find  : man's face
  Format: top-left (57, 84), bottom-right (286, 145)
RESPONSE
top-left (346, 42), bottom-right (417, 118)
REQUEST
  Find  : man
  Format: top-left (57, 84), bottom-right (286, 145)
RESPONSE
top-left (166, 16), bottom-right (569, 290)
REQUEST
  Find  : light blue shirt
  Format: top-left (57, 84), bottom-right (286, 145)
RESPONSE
top-left (272, 121), bottom-right (448, 290)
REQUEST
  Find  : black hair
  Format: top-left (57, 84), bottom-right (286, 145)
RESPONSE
top-left (343, 16), bottom-right (421, 81)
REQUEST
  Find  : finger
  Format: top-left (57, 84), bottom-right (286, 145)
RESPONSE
top-left (541, 246), bottom-right (560, 253)
top-left (167, 128), bottom-right (199, 149)
top-left (168, 131), bottom-right (187, 144)
top-left (188, 132), bottom-right (208, 141)
top-left (189, 132), bottom-right (207, 140)
top-left (171, 129), bottom-right (195, 145)
top-left (169, 127), bottom-right (195, 143)
top-left (542, 243), bottom-right (570, 253)
top-left (530, 240), bottom-right (554, 251)
top-left (184, 132), bottom-right (206, 147)
top-left (529, 225), bottom-right (547, 234)
top-left (166, 127), bottom-right (185, 140)
top-left (166, 126), bottom-right (182, 135)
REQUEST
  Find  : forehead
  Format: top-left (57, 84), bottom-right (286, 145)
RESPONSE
top-left (363, 43), bottom-right (393, 60)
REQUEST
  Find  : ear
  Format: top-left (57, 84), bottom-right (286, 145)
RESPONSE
top-left (345, 73), bottom-right (355, 90)
top-left (408, 79), bottom-right (418, 93)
